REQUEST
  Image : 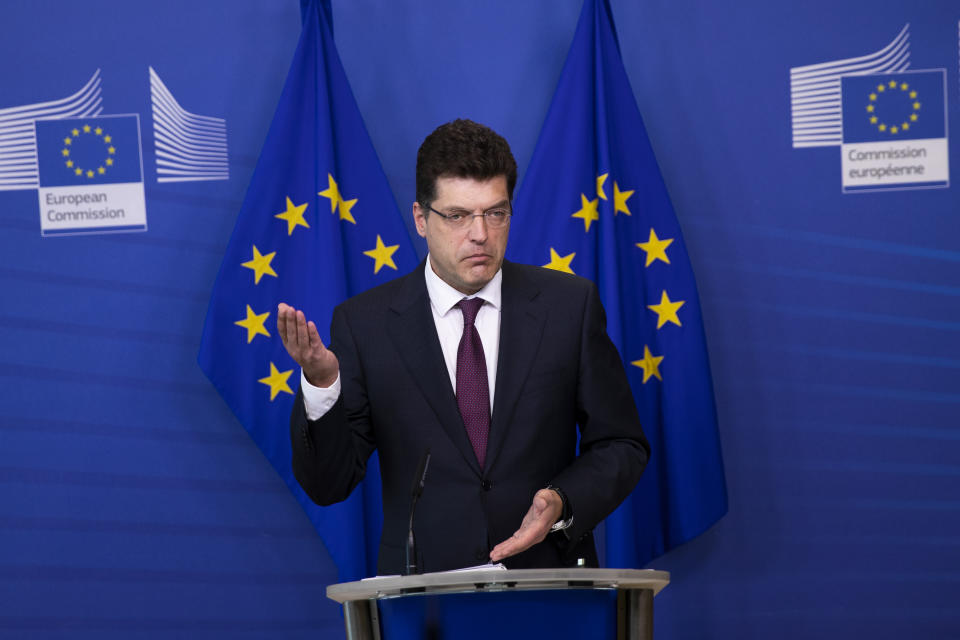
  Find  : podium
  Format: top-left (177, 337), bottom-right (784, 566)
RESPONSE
top-left (327, 568), bottom-right (670, 639)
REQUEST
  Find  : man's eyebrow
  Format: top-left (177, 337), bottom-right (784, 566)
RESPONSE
top-left (444, 200), bottom-right (510, 213)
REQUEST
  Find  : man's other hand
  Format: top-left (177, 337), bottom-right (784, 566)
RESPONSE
top-left (277, 303), bottom-right (339, 388)
top-left (489, 489), bottom-right (563, 563)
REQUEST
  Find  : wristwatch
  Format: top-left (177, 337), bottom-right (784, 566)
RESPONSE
top-left (545, 484), bottom-right (573, 532)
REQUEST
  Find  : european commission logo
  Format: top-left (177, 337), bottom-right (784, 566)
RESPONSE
top-left (789, 24), bottom-right (950, 193)
top-left (35, 115), bottom-right (147, 236)
top-left (840, 70), bottom-right (948, 192)
top-left (0, 67), bottom-right (229, 236)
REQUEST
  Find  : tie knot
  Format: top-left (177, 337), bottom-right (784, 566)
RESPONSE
top-left (457, 297), bottom-right (484, 326)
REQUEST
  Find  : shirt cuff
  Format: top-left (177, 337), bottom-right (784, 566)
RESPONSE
top-left (300, 370), bottom-right (341, 421)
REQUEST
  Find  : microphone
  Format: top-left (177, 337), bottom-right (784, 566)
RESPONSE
top-left (405, 448), bottom-right (431, 575)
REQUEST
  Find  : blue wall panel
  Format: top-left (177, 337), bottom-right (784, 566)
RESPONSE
top-left (1, 0), bottom-right (958, 638)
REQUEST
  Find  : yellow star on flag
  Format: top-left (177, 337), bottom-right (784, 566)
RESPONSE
top-left (631, 345), bottom-right (664, 383)
top-left (275, 196), bottom-right (310, 235)
top-left (596, 173), bottom-right (609, 200)
top-left (648, 290), bottom-right (685, 329)
top-left (338, 196), bottom-right (358, 224)
top-left (61, 148), bottom-right (70, 157)
top-left (71, 128), bottom-right (79, 136)
top-left (108, 146), bottom-right (115, 154)
top-left (318, 173), bottom-right (357, 224)
top-left (363, 235), bottom-right (399, 274)
top-left (318, 173), bottom-right (341, 212)
top-left (572, 193), bottom-right (600, 232)
top-left (64, 137), bottom-right (72, 145)
top-left (65, 160), bottom-right (73, 168)
top-left (234, 305), bottom-right (271, 343)
top-left (94, 127), bottom-right (103, 135)
top-left (83, 124), bottom-right (91, 133)
top-left (258, 362), bottom-right (293, 400)
top-left (74, 168), bottom-right (82, 176)
top-left (543, 248), bottom-right (575, 274)
top-left (636, 228), bottom-right (673, 266)
top-left (104, 135), bottom-right (112, 143)
top-left (241, 245), bottom-right (277, 284)
top-left (613, 182), bottom-right (634, 216)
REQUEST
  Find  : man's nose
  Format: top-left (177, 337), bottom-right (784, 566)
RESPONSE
top-left (466, 214), bottom-right (488, 241)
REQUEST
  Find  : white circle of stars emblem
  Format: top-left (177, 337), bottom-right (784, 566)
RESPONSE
top-left (61, 123), bottom-right (116, 178)
top-left (865, 79), bottom-right (920, 136)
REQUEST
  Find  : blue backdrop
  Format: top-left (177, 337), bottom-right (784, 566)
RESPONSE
top-left (1, 1), bottom-right (958, 639)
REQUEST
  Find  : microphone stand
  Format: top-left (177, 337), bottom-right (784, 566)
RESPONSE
top-left (405, 449), bottom-right (431, 575)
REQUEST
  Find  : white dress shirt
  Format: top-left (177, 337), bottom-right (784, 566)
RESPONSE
top-left (301, 256), bottom-right (502, 420)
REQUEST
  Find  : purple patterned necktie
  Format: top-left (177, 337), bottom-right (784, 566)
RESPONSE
top-left (456, 297), bottom-right (489, 467)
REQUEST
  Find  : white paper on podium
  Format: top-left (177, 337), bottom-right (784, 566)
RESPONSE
top-left (361, 563), bottom-right (506, 581)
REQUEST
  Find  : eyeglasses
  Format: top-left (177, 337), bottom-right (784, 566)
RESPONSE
top-left (426, 205), bottom-right (512, 229)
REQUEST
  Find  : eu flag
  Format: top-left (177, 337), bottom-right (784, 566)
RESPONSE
top-left (198, 0), bottom-right (414, 581)
top-left (507, 0), bottom-right (727, 566)
top-left (841, 70), bottom-right (946, 143)
top-left (36, 115), bottom-right (143, 187)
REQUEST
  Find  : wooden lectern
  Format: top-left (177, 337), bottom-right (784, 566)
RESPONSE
top-left (327, 568), bottom-right (670, 639)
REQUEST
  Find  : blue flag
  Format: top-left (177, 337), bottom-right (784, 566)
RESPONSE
top-left (198, 0), bottom-right (414, 582)
top-left (35, 115), bottom-right (143, 187)
top-left (841, 71), bottom-right (946, 143)
top-left (507, 0), bottom-right (727, 566)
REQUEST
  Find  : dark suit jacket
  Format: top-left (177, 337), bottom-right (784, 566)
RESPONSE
top-left (291, 260), bottom-right (649, 575)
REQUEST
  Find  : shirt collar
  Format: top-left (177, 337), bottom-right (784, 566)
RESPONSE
top-left (424, 254), bottom-right (502, 317)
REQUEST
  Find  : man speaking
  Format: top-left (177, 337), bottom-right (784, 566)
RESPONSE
top-left (278, 119), bottom-right (648, 575)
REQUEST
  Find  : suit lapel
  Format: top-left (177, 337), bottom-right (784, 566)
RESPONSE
top-left (386, 262), bottom-right (483, 476)
top-left (487, 262), bottom-right (545, 473)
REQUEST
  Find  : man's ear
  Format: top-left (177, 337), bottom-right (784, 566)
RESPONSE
top-left (412, 202), bottom-right (427, 238)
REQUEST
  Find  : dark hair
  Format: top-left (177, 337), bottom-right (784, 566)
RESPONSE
top-left (415, 119), bottom-right (517, 208)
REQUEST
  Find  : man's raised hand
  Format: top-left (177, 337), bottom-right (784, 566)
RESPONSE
top-left (277, 303), bottom-right (339, 388)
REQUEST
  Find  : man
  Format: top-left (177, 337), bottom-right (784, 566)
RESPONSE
top-left (279, 119), bottom-right (648, 575)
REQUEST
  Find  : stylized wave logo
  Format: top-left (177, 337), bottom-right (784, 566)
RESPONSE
top-left (149, 67), bottom-right (229, 183)
top-left (790, 25), bottom-right (910, 148)
top-left (0, 70), bottom-right (103, 191)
